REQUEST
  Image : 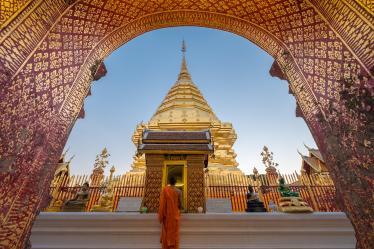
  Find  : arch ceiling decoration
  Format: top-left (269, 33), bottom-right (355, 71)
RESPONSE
top-left (0, 1), bottom-right (372, 248)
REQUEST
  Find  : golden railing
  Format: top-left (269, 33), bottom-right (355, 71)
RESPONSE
top-left (205, 173), bottom-right (338, 212)
top-left (46, 172), bottom-right (339, 212)
top-left (48, 174), bottom-right (145, 212)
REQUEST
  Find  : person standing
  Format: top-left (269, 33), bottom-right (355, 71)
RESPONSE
top-left (158, 176), bottom-right (183, 249)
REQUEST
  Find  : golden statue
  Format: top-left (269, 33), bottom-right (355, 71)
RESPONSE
top-left (46, 152), bottom-right (72, 212)
top-left (46, 184), bottom-right (64, 212)
top-left (91, 166), bottom-right (116, 212)
top-left (90, 148), bottom-right (110, 186)
top-left (62, 182), bottom-right (90, 212)
top-left (91, 184), bottom-right (114, 212)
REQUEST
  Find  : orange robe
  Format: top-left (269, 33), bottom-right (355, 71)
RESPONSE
top-left (158, 186), bottom-right (180, 249)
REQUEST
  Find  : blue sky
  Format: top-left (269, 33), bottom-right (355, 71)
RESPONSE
top-left (64, 27), bottom-right (317, 176)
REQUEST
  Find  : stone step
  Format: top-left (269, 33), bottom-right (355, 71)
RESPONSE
top-left (31, 212), bottom-right (356, 249)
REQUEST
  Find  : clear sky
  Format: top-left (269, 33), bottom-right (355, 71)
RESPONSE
top-left (64, 27), bottom-right (317, 176)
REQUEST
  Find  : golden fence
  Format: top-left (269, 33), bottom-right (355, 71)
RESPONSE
top-left (205, 172), bottom-right (338, 212)
top-left (47, 172), bottom-right (339, 212)
top-left (48, 174), bottom-right (145, 212)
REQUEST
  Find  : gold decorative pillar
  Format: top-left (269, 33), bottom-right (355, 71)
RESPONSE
top-left (186, 155), bottom-right (206, 213)
top-left (143, 155), bottom-right (164, 213)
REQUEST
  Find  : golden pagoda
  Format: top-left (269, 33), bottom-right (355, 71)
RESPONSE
top-left (129, 42), bottom-right (242, 175)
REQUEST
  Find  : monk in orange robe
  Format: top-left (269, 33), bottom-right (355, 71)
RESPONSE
top-left (158, 176), bottom-right (183, 249)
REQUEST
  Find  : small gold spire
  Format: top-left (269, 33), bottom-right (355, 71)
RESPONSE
top-left (178, 40), bottom-right (191, 81)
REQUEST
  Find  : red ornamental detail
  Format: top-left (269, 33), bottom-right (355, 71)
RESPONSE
top-left (78, 106), bottom-right (85, 119)
top-left (93, 62), bottom-right (107, 81)
top-left (269, 60), bottom-right (287, 81)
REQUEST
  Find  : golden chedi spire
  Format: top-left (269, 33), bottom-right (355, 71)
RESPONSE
top-left (151, 41), bottom-right (217, 124)
top-left (178, 40), bottom-right (191, 81)
top-left (129, 41), bottom-right (242, 175)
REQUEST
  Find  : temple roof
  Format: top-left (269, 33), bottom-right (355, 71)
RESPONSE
top-left (139, 144), bottom-right (213, 154)
top-left (142, 130), bottom-right (211, 143)
top-left (139, 130), bottom-right (213, 154)
top-left (150, 45), bottom-right (219, 124)
top-left (304, 144), bottom-right (324, 162)
top-left (298, 150), bottom-right (322, 172)
top-left (304, 156), bottom-right (321, 172)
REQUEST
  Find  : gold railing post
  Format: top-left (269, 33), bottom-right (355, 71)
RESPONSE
top-left (303, 174), bottom-right (319, 211)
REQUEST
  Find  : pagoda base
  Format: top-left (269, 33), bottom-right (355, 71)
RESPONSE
top-left (31, 212), bottom-right (355, 249)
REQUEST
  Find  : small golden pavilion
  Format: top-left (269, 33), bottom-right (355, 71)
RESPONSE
top-left (129, 42), bottom-right (242, 176)
top-left (138, 129), bottom-right (213, 213)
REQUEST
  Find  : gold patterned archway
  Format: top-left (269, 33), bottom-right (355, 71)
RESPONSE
top-left (0, 1), bottom-right (372, 248)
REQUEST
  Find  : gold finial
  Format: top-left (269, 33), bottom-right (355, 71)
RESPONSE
top-left (182, 39), bottom-right (186, 54)
top-left (60, 148), bottom-right (70, 161)
top-left (109, 166), bottom-right (115, 182)
top-left (178, 39), bottom-right (191, 81)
